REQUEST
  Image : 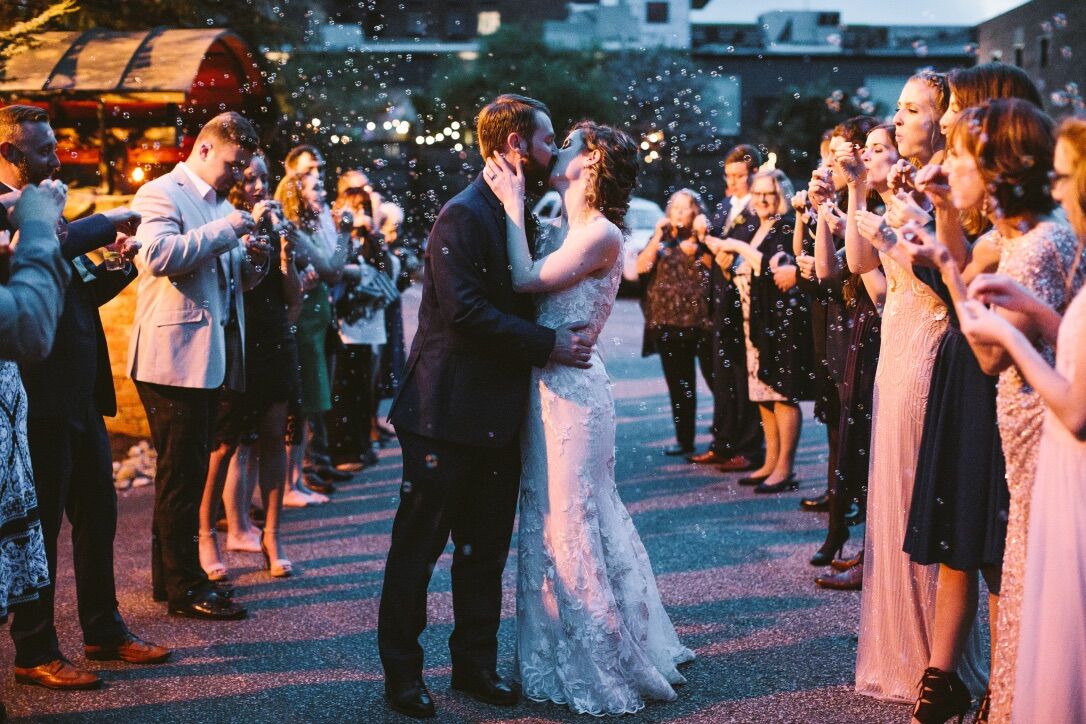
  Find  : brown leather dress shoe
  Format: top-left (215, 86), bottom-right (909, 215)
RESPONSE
top-left (86, 633), bottom-right (171, 664)
top-left (816, 561), bottom-right (863, 590)
top-left (687, 450), bottom-right (723, 464)
top-left (14, 659), bottom-right (101, 690)
top-left (830, 553), bottom-right (863, 572)
top-left (717, 454), bottom-right (760, 472)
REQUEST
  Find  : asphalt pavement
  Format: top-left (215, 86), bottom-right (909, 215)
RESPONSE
top-left (1, 286), bottom-right (916, 723)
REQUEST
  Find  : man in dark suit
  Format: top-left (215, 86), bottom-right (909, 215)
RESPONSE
top-left (689, 144), bottom-right (766, 471)
top-left (379, 95), bottom-right (594, 719)
top-left (0, 105), bottom-right (170, 691)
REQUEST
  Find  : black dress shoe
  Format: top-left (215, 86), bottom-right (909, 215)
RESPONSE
top-left (737, 473), bottom-right (768, 486)
top-left (385, 678), bottom-right (436, 718)
top-left (152, 583), bottom-right (231, 602)
top-left (754, 475), bottom-right (799, 494)
top-left (303, 474), bottom-right (335, 495)
top-left (315, 466), bottom-right (352, 482)
top-left (800, 492), bottom-right (830, 511)
top-left (663, 443), bottom-right (695, 457)
top-left (450, 668), bottom-right (520, 706)
top-left (168, 590), bottom-right (246, 620)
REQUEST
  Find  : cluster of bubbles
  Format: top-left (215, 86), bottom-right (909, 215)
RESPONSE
top-left (1050, 82), bottom-right (1084, 111)
top-left (824, 86), bottom-right (875, 116)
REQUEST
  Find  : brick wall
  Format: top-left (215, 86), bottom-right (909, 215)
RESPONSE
top-left (100, 284), bottom-right (149, 438)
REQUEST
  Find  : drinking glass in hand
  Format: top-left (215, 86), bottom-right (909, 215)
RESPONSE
top-left (104, 236), bottom-right (128, 271)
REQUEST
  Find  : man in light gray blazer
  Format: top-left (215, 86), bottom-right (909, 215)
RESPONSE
top-left (128, 112), bottom-right (269, 621)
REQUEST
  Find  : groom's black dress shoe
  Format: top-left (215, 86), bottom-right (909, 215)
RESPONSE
top-left (799, 491), bottom-right (831, 511)
top-left (450, 668), bottom-right (520, 706)
top-left (663, 443), bottom-right (695, 457)
top-left (385, 677), bottom-right (436, 718)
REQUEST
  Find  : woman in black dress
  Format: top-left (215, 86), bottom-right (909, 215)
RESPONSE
top-left (708, 169), bottom-right (815, 493)
top-left (637, 189), bottom-right (715, 456)
top-left (201, 153), bottom-right (304, 580)
top-left (806, 122), bottom-right (893, 567)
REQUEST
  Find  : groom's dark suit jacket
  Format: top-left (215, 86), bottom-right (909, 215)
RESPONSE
top-left (389, 175), bottom-right (556, 448)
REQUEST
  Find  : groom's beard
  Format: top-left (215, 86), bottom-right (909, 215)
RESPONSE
top-left (522, 154), bottom-right (556, 198)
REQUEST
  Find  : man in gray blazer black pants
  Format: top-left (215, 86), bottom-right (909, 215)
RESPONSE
top-left (129, 112), bottom-right (269, 621)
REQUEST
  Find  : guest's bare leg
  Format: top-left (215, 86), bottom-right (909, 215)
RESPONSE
top-left (258, 403), bottom-right (290, 563)
top-left (199, 442), bottom-right (238, 577)
top-left (928, 566), bottom-right (979, 673)
top-left (223, 444), bottom-right (257, 546)
top-left (749, 403), bottom-right (778, 478)
top-left (766, 402), bottom-right (800, 484)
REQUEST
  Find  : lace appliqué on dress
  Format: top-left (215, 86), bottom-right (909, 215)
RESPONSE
top-left (516, 241), bottom-right (694, 716)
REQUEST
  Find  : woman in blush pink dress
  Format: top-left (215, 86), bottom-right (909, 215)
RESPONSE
top-left (845, 71), bottom-right (988, 705)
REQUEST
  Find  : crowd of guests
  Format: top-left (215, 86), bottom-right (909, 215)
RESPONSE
top-left (1, 60), bottom-right (1085, 723)
top-left (0, 105), bottom-right (413, 701)
top-left (638, 63), bottom-right (1086, 722)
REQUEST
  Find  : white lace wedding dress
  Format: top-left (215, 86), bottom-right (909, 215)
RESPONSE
top-left (515, 232), bottom-right (694, 716)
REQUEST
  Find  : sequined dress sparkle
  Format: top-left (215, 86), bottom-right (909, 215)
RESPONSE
top-left (516, 231), bottom-right (694, 716)
top-left (986, 221), bottom-right (1085, 723)
top-left (855, 253), bottom-right (987, 702)
top-left (0, 361), bottom-right (50, 618)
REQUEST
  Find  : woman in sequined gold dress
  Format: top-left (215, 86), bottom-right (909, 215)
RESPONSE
top-left (947, 101), bottom-right (1086, 723)
top-left (959, 116), bottom-right (1086, 724)
top-left (844, 71), bottom-right (987, 703)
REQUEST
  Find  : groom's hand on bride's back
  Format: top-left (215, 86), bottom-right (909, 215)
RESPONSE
top-left (549, 323), bottom-right (596, 369)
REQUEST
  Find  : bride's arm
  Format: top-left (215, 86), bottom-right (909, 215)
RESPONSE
top-left (486, 154), bottom-right (621, 293)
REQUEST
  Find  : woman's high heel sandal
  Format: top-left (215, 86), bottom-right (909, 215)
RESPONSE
top-left (198, 530), bottom-right (229, 582)
top-left (261, 531), bottom-right (293, 578)
top-left (911, 667), bottom-right (971, 724)
top-left (809, 530), bottom-right (848, 566)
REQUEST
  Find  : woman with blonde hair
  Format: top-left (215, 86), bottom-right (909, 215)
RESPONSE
top-left (708, 169), bottom-right (815, 493)
top-left (276, 172), bottom-right (349, 508)
top-left (846, 72), bottom-right (988, 705)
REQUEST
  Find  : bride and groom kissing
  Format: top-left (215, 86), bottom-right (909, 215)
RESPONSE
top-left (378, 94), bottom-right (693, 718)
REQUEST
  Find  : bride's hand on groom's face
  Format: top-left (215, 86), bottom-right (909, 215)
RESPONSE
top-left (484, 152), bottom-right (526, 211)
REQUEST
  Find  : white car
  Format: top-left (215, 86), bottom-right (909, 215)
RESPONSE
top-left (532, 191), bottom-right (665, 292)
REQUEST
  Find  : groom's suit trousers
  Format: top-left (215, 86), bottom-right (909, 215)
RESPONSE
top-left (378, 429), bottom-right (520, 682)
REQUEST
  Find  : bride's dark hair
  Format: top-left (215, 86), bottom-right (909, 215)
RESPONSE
top-left (572, 121), bottom-right (639, 234)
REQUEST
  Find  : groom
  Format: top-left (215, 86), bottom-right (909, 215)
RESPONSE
top-left (379, 94), bottom-right (595, 718)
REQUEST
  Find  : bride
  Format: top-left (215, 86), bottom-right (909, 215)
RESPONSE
top-left (483, 121), bottom-right (694, 716)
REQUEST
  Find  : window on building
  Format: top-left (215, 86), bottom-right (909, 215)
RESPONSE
top-left (1040, 36), bottom-right (1049, 68)
top-left (1014, 45), bottom-right (1024, 67)
top-left (477, 11), bottom-right (501, 35)
top-left (646, 2), bottom-right (669, 24)
top-left (817, 12), bottom-right (840, 26)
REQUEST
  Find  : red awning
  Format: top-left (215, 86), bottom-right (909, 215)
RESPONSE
top-left (0, 28), bottom-right (266, 102)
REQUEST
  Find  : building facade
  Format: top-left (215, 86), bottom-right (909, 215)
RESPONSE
top-left (976, 0), bottom-right (1085, 114)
